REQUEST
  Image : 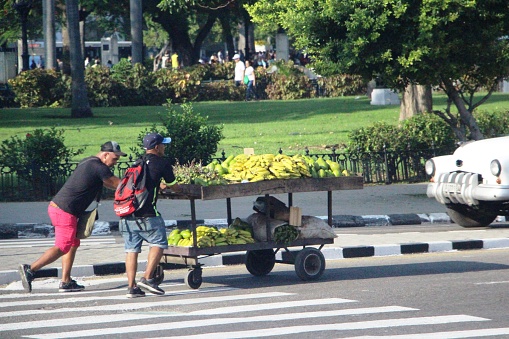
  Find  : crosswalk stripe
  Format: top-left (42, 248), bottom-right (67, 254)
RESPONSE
top-left (0, 291), bottom-right (290, 318)
top-left (0, 305), bottom-right (412, 332)
top-left (0, 237), bottom-right (117, 249)
top-left (338, 327), bottom-right (509, 338)
top-left (151, 315), bottom-right (489, 339)
top-left (0, 286), bottom-right (239, 308)
top-left (187, 297), bottom-right (358, 315)
top-left (25, 311), bottom-right (474, 338)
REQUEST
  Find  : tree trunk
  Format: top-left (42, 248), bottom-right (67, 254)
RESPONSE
top-left (130, 0), bottom-right (143, 64)
top-left (57, 2), bottom-right (71, 75)
top-left (43, 0), bottom-right (56, 70)
top-left (66, 0), bottom-right (92, 118)
top-left (449, 89), bottom-right (484, 141)
top-left (437, 79), bottom-right (484, 141)
top-left (399, 84), bottom-right (433, 120)
top-left (219, 13), bottom-right (235, 61)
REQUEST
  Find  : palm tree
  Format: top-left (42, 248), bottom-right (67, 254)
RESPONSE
top-left (66, 0), bottom-right (92, 117)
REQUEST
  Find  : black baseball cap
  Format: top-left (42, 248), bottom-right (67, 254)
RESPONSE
top-left (100, 141), bottom-right (127, 156)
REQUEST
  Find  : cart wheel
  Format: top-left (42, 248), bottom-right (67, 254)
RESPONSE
top-left (185, 268), bottom-right (202, 289)
top-left (151, 264), bottom-right (165, 285)
top-left (294, 248), bottom-right (325, 281)
top-left (245, 249), bottom-right (276, 276)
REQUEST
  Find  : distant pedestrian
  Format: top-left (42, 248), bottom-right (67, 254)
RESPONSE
top-left (171, 52), bottom-right (179, 70)
top-left (161, 52), bottom-right (169, 69)
top-left (56, 59), bottom-right (64, 72)
top-left (233, 54), bottom-right (245, 87)
top-left (245, 60), bottom-right (257, 101)
top-left (18, 142), bottom-right (127, 293)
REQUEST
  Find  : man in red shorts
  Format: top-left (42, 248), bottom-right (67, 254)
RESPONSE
top-left (18, 141), bottom-right (127, 293)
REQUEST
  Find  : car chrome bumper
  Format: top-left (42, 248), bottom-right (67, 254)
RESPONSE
top-left (427, 172), bottom-right (509, 205)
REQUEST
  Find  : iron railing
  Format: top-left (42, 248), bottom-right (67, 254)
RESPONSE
top-left (0, 147), bottom-right (443, 202)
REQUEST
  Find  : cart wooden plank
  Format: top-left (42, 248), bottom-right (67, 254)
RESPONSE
top-left (162, 237), bottom-right (334, 257)
top-left (163, 176), bottom-right (363, 200)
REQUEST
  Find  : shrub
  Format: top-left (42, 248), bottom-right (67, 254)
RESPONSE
top-left (347, 113), bottom-right (456, 153)
top-left (0, 128), bottom-right (84, 197)
top-left (316, 74), bottom-right (366, 97)
top-left (85, 67), bottom-right (120, 107)
top-left (265, 74), bottom-right (313, 100)
top-left (110, 61), bottom-right (164, 106)
top-left (474, 110), bottom-right (509, 139)
top-left (132, 101), bottom-right (223, 165)
top-left (197, 80), bottom-right (244, 101)
top-left (153, 68), bottom-right (201, 103)
top-left (8, 69), bottom-right (62, 108)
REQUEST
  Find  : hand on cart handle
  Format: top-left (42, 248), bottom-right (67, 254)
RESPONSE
top-left (160, 181), bottom-right (182, 194)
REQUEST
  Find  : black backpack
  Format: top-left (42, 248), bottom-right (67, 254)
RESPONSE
top-left (114, 157), bottom-right (149, 217)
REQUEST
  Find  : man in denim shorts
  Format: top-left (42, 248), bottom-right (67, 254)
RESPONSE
top-left (18, 141), bottom-right (127, 293)
top-left (120, 133), bottom-right (181, 298)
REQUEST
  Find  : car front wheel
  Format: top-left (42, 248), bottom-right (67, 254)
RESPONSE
top-left (446, 205), bottom-right (497, 228)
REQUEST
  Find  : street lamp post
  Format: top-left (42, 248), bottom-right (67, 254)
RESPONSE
top-left (13, 0), bottom-right (33, 72)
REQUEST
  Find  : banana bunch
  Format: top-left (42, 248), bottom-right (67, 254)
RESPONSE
top-left (195, 225), bottom-right (228, 247)
top-left (170, 225), bottom-right (256, 248)
top-left (220, 227), bottom-right (255, 245)
top-left (167, 228), bottom-right (193, 247)
top-left (222, 154), bottom-right (312, 183)
top-left (269, 154), bottom-right (311, 179)
top-left (273, 224), bottom-right (300, 245)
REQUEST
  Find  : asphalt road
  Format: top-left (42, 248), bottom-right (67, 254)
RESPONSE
top-left (1, 247), bottom-right (509, 338)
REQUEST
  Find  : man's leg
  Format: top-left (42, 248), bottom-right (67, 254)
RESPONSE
top-left (61, 245), bottom-right (78, 283)
top-left (30, 246), bottom-right (64, 272)
top-left (126, 252), bottom-right (139, 288)
top-left (144, 246), bottom-right (164, 280)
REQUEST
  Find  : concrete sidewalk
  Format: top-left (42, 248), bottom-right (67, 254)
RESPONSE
top-left (0, 183), bottom-right (443, 225)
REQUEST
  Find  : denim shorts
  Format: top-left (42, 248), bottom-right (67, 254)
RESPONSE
top-left (119, 216), bottom-right (168, 253)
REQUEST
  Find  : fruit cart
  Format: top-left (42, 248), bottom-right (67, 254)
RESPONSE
top-left (160, 176), bottom-right (363, 289)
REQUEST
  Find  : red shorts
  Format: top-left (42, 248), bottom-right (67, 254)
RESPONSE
top-left (48, 203), bottom-right (80, 253)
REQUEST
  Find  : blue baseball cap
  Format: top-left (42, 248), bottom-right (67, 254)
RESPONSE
top-left (143, 133), bottom-right (171, 150)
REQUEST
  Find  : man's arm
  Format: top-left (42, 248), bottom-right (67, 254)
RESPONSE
top-left (103, 176), bottom-right (120, 190)
top-left (160, 180), bottom-right (182, 193)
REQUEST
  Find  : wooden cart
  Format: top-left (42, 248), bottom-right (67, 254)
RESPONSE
top-left (161, 176), bottom-right (363, 289)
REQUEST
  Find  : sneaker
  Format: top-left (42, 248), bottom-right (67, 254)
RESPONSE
top-left (137, 277), bottom-right (165, 295)
top-left (18, 264), bottom-right (34, 293)
top-left (126, 286), bottom-right (146, 298)
top-left (59, 279), bottom-right (85, 292)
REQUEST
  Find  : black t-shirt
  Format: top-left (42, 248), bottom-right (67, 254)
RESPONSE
top-left (52, 156), bottom-right (113, 217)
top-left (134, 154), bottom-right (176, 218)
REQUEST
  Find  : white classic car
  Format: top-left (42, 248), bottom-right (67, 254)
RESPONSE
top-left (426, 136), bottom-right (509, 227)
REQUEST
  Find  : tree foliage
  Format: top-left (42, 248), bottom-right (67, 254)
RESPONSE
top-left (248, 0), bottom-right (509, 141)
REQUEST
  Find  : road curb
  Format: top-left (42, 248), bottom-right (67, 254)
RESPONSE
top-left (3, 237), bottom-right (509, 286)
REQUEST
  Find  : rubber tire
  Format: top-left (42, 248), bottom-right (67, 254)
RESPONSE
top-left (184, 268), bottom-right (202, 289)
top-left (151, 264), bottom-right (165, 285)
top-left (446, 205), bottom-right (497, 228)
top-left (245, 249), bottom-right (276, 276)
top-left (294, 248), bottom-right (325, 281)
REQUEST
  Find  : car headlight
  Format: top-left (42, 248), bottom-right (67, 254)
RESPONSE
top-left (425, 159), bottom-right (435, 176)
top-left (490, 159), bottom-right (501, 176)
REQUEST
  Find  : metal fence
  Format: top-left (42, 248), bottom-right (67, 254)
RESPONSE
top-left (0, 147), bottom-right (440, 202)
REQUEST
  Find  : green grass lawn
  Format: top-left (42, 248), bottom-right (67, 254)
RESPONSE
top-left (1, 92), bottom-right (509, 160)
